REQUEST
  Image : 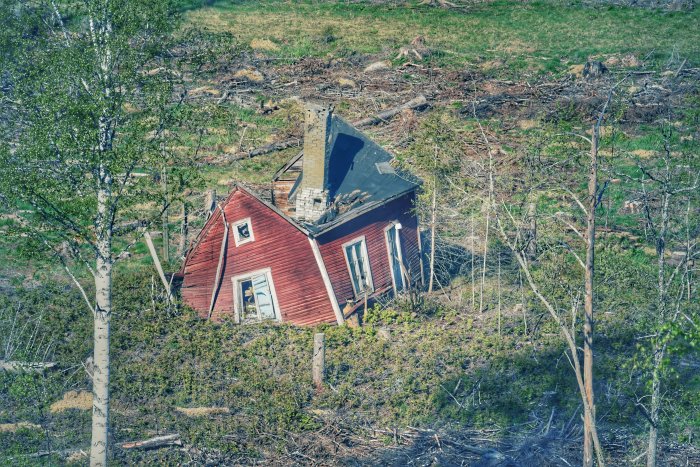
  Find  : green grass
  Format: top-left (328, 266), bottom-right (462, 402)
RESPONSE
top-left (186, 0), bottom-right (700, 76)
top-left (1, 259), bottom-right (697, 463)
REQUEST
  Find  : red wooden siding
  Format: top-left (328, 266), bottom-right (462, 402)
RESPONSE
top-left (181, 188), bottom-right (336, 325)
top-left (316, 191), bottom-right (421, 309)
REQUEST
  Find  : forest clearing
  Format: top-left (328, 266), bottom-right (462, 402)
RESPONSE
top-left (0, 0), bottom-right (699, 465)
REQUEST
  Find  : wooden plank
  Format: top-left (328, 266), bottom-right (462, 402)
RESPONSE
top-left (144, 231), bottom-right (173, 302)
top-left (313, 333), bottom-right (325, 390)
top-left (208, 210), bottom-right (229, 318)
top-left (309, 237), bottom-right (343, 324)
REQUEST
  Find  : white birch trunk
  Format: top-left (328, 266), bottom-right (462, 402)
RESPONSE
top-left (91, 183), bottom-right (112, 467)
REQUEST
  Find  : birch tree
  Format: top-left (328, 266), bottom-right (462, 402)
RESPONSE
top-left (0, 1), bottom-right (207, 464)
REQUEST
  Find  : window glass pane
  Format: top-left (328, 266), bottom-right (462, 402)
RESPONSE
top-left (238, 274), bottom-right (277, 321)
top-left (387, 226), bottom-right (404, 291)
top-left (237, 222), bottom-right (251, 240)
top-left (355, 242), bottom-right (367, 289)
top-left (345, 239), bottom-right (371, 295)
top-left (252, 274), bottom-right (275, 320)
top-left (239, 279), bottom-right (258, 321)
top-left (345, 244), bottom-right (361, 293)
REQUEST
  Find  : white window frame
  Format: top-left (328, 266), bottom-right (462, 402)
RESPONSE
top-left (342, 235), bottom-right (374, 298)
top-left (232, 217), bottom-right (255, 247)
top-left (384, 221), bottom-right (406, 294)
top-left (231, 267), bottom-right (281, 324)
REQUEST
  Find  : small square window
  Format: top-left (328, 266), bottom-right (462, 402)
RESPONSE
top-left (232, 218), bottom-right (255, 246)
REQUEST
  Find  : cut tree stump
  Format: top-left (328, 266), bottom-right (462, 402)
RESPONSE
top-left (312, 333), bottom-right (325, 390)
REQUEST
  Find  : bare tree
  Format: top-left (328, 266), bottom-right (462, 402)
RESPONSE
top-left (619, 124), bottom-right (699, 467)
top-left (486, 90), bottom-right (615, 466)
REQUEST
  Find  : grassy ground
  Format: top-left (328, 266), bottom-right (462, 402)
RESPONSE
top-left (187, 0), bottom-right (699, 76)
top-left (3, 245), bottom-right (700, 463)
top-left (0, 254), bottom-right (697, 465)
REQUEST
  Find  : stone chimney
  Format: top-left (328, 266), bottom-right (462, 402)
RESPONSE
top-left (296, 102), bottom-right (333, 222)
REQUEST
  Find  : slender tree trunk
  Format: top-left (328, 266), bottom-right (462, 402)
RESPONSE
top-left (178, 201), bottom-right (188, 257)
top-left (647, 192), bottom-right (670, 467)
top-left (583, 126), bottom-right (599, 467)
top-left (497, 251), bottom-right (501, 335)
top-left (501, 228), bottom-right (605, 467)
top-left (479, 143), bottom-right (494, 313)
top-left (205, 189), bottom-right (216, 219)
top-left (479, 203), bottom-right (489, 312)
top-left (526, 201), bottom-right (537, 259)
top-left (471, 212), bottom-right (476, 310)
top-left (91, 181), bottom-right (112, 467)
top-left (647, 349), bottom-right (662, 467)
top-left (428, 175), bottom-right (437, 293)
top-left (162, 167), bottom-right (169, 263)
top-left (519, 269), bottom-right (527, 335)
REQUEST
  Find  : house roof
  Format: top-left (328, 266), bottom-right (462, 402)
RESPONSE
top-left (281, 115), bottom-right (421, 230)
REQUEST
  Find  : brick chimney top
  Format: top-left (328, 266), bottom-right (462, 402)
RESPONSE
top-left (296, 102), bottom-right (333, 222)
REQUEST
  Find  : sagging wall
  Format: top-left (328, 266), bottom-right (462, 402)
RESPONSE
top-left (181, 189), bottom-right (337, 325)
top-left (316, 191), bottom-right (421, 309)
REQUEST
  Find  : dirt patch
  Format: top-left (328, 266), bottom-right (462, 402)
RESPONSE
top-left (0, 421), bottom-right (42, 432)
top-left (568, 64), bottom-right (584, 77)
top-left (336, 77), bottom-right (358, 88)
top-left (364, 60), bottom-right (391, 73)
top-left (233, 68), bottom-right (264, 83)
top-left (50, 390), bottom-right (92, 413)
top-left (250, 38), bottom-right (280, 52)
top-left (481, 59), bottom-right (505, 71)
top-left (499, 39), bottom-right (536, 54)
top-left (604, 54), bottom-right (641, 68)
top-left (517, 119), bottom-right (538, 130)
top-left (175, 407), bottom-right (231, 417)
top-left (66, 450), bottom-right (89, 464)
top-left (189, 86), bottom-right (221, 97)
top-left (631, 149), bottom-right (656, 158)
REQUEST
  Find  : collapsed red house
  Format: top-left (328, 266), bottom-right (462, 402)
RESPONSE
top-left (180, 103), bottom-right (422, 325)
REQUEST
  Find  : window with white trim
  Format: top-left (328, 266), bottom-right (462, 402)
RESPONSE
top-left (232, 269), bottom-right (280, 323)
top-left (232, 218), bottom-right (254, 246)
top-left (342, 236), bottom-right (373, 297)
top-left (385, 222), bottom-right (405, 293)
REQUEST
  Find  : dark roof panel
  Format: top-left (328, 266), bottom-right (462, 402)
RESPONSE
top-left (276, 114), bottom-right (421, 231)
top-left (325, 116), bottom-right (419, 202)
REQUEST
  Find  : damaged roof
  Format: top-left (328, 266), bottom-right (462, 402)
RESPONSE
top-left (283, 115), bottom-right (421, 231)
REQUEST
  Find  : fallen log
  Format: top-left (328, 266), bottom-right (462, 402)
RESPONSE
top-left (352, 94), bottom-right (429, 127)
top-left (3, 448), bottom-right (88, 461)
top-left (0, 360), bottom-right (57, 372)
top-left (237, 95), bottom-right (430, 160)
top-left (120, 433), bottom-right (182, 450)
top-left (247, 138), bottom-right (301, 158)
